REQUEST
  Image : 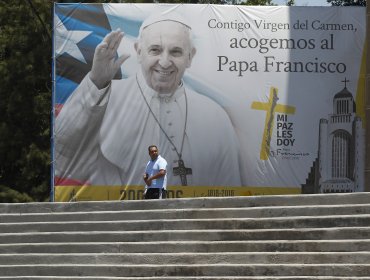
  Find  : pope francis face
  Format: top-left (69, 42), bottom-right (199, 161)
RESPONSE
top-left (135, 20), bottom-right (196, 94)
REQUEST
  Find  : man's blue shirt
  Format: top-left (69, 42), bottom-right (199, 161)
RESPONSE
top-left (145, 155), bottom-right (167, 189)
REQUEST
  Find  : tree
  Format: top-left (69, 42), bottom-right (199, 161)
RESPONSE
top-left (0, 0), bottom-right (52, 202)
top-left (0, 185), bottom-right (33, 203)
top-left (327, 0), bottom-right (366, 6)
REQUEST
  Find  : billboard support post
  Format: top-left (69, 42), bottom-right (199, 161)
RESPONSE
top-left (366, 3), bottom-right (370, 192)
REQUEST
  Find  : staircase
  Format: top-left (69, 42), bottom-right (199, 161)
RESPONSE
top-left (0, 192), bottom-right (369, 279)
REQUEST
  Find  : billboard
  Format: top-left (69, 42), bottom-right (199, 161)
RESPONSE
top-left (53, 4), bottom-right (366, 201)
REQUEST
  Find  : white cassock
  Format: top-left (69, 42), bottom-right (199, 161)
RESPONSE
top-left (55, 71), bottom-right (242, 187)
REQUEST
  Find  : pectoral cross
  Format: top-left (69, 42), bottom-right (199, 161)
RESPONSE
top-left (173, 159), bottom-right (192, 186)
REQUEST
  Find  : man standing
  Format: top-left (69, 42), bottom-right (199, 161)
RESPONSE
top-left (143, 145), bottom-right (167, 199)
top-left (55, 12), bottom-right (242, 188)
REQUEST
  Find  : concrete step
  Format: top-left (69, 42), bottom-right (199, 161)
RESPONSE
top-left (0, 252), bottom-right (370, 265)
top-left (1, 204), bottom-right (370, 223)
top-left (1, 240), bottom-right (370, 253)
top-left (0, 227), bottom-right (369, 243)
top-left (1, 193), bottom-right (369, 278)
top-left (1, 193), bottom-right (370, 214)
top-left (1, 277), bottom-right (370, 280)
top-left (0, 264), bottom-right (370, 277)
top-left (0, 215), bottom-right (369, 233)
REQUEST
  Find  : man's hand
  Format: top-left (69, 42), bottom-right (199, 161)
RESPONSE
top-left (89, 29), bottom-right (130, 89)
top-left (143, 173), bottom-right (151, 186)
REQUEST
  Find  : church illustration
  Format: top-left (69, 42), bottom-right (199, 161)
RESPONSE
top-left (302, 79), bottom-right (365, 193)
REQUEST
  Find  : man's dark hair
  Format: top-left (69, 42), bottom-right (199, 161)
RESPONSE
top-left (148, 145), bottom-right (158, 152)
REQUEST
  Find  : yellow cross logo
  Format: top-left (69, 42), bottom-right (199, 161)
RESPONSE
top-left (251, 87), bottom-right (296, 160)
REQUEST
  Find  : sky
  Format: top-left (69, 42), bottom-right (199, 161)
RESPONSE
top-left (273, 0), bottom-right (330, 5)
